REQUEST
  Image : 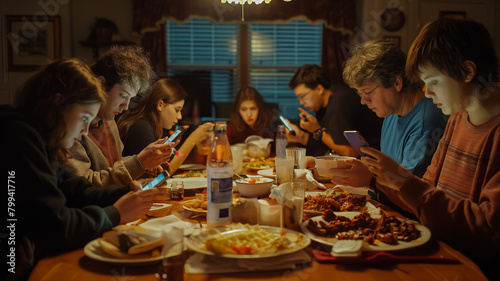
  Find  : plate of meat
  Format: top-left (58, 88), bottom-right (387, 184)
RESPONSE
top-left (303, 192), bottom-right (376, 215)
top-left (301, 211), bottom-right (431, 251)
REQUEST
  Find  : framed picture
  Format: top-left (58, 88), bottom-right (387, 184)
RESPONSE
top-left (5, 15), bottom-right (61, 71)
top-left (439, 11), bottom-right (466, 19)
top-left (383, 36), bottom-right (401, 48)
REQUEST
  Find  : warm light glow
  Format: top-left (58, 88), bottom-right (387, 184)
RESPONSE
top-left (221, 0), bottom-right (271, 4)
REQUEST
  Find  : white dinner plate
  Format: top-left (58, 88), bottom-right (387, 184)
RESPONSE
top-left (301, 212), bottom-right (431, 251)
top-left (166, 177), bottom-right (207, 189)
top-left (182, 199), bottom-right (207, 214)
top-left (257, 168), bottom-right (275, 178)
top-left (187, 226), bottom-right (310, 259)
top-left (83, 239), bottom-right (162, 265)
top-left (178, 163), bottom-right (206, 170)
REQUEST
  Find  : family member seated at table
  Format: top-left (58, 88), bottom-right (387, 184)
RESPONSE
top-left (330, 39), bottom-right (448, 216)
top-left (286, 64), bottom-right (383, 157)
top-left (358, 18), bottom-right (500, 280)
top-left (67, 46), bottom-right (175, 187)
top-left (227, 86), bottom-right (276, 144)
top-left (1, 58), bottom-right (158, 281)
top-left (118, 78), bottom-right (213, 174)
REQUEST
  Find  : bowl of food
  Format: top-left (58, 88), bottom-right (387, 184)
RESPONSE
top-left (235, 177), bottom-right (274, 198)
top-left (314, 156), bottom-right (356, 177)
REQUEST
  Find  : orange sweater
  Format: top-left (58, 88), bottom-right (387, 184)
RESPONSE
top-left (399, 110), bottom-right (500, 277)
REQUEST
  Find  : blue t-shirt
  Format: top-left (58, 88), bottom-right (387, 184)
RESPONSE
top-left (381, 97), bottom-right (448, 178)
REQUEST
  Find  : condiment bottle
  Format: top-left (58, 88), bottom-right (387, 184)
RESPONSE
top-left (170, 180), bottom-right (184, 200)
top-left (206, 121), bottom-right (233, 228)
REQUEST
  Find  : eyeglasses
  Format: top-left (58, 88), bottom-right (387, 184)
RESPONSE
top-left (296, 90), bottom-right (313, 101)
top-left (357, 85), bottom-right (380, 99)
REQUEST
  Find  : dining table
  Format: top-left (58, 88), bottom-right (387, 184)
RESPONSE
top-left (27, 165), bottom-right (488, 281)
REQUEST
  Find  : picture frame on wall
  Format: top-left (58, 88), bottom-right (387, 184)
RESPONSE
top-left (383, 36), bottom-right (401, 48)
top-left (5, 15), bottom-right (61, 71)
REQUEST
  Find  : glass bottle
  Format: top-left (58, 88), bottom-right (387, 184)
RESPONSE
top-left (276, 125), bottom-right (287, 158)
top-left (206, 121), bottom-right (233, 228)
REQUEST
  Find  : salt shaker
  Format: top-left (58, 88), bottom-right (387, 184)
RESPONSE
top-left (170, 180), bottom-right (184, 200)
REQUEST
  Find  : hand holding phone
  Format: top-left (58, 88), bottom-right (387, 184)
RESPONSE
top-left (164, 126), bottom-right (188, 144)
top-left (141, 171), bottom-right (170, 190)
top-left (343, 130), bottom-right (373, 158)
top-left (278, 115), bottom-right (296, 136)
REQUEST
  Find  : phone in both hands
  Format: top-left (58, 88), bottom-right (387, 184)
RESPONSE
top-left (141, 170), bottom-right (170, 191)
top-left (164, 126), bottom-right (188, 144)
top-left (343, 130), bottom-right (373, 158)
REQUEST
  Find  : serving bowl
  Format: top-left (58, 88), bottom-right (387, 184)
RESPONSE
top-left (314, 156), bottom-right (356, 177)
top-left (235, 177), bottom-right (274, 198)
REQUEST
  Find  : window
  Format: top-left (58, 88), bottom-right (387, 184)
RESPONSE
top-left (166, 18), bottom-right (322, 120)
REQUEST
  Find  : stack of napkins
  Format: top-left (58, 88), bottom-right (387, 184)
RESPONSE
top-left (185, 250), bottom-right (311, 274)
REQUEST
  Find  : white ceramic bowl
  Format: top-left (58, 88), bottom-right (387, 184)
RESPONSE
top-left (235, 178), bottom-right (274, 198)
top-left (314, 156), bottom-right (356, 177)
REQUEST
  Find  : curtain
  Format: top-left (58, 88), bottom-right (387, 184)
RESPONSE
top-left (133, 0), bottom-right (356, 82)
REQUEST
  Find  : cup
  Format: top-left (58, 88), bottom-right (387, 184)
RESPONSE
top-left (286, 147), bottom-right (306, 169)
top-left (258, 200), bottom-right (282, 227)
top-left (196, 125), bottom-right (214, 155)
top-left (281, 180), bottom-right (306, 231)
top-left (230, 145), bottom-right (243, 174)
top-left (275, 156), bottom-right (294, 184)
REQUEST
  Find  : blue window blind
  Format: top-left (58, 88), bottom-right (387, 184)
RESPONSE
top-left (166, 18), bottom-right (239, 102)
top-left (166, 18), bottom-right (323, 120)
top-left (249, 19), bottom-right (323, 119)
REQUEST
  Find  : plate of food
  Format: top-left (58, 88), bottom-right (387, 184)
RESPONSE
top-left (187, 223), bottom-right (310, 259)
top-left (172, 169), bottom-right (207, 178)
top-left (178, 164), bottom-right (206, 170)
top-left (243, 157), bottom-right (275, 170)
top-left (257, 168), bottom-right (275, 178)
top-left (303, 191), bottom-right (376, 215)
top-left (84, 225), bottom-right (163, 265)
top-left (166, 178), bottom-right (207, 189)
top-left (301, 211), bottom-right (430, 251)
top-left (182, 197), bottom-right (207, 214)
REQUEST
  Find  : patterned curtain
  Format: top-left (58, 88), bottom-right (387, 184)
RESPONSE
top-left (133, 0), bottom-right (356, 83)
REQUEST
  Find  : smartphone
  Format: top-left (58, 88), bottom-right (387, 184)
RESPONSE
top-left (141, 170), bottom-right (170, 190)
top-left (278, 115), bottom-right (296, 136)
top-left (343, 130), bottom-right (372, 158)
top-left (164, 126), bottom-right (188, 144)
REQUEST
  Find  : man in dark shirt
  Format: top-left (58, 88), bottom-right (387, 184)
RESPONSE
top-left (287, 64), bottom-right (383, 156)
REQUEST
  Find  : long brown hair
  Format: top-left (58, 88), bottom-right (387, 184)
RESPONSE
top-left (118, 78), bottom-right (188, 139)
top-left (230, 87), bottom-right (271, 133)
top-left (14, 58), bottom-right (106, 163)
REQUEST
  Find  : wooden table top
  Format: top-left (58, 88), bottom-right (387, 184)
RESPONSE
top-left (27, 181), bottom-right (488, 281)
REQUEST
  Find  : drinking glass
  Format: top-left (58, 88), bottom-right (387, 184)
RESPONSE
top-left (281, 180), bottom-right (306, 231)
top-left (230, 145), bottom-right (243, 174)
top-left (196, 125), bottom-right (214, 155)
top-left (286, 147), bottom-right (306, 169)
top-left (275, 156), bottom-right (294, 184)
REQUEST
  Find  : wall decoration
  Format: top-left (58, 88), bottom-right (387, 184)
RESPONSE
top-left (5, 15), bottom-right (61, 71)
top-left (380, 8), bottom-right (405, 32)
top-left (383, 36), bottom-right (401, 48)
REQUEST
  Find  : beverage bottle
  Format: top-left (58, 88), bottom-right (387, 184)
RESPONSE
top-left (206, 121), bottom-right (233, 228)
top-left (276, 125), bottom-right (287, 158)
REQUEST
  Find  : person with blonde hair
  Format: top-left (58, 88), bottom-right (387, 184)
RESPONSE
top-left (118, 78), bottom-right (213, 174)
top-left (359, 18), bottom-right (500, 279)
